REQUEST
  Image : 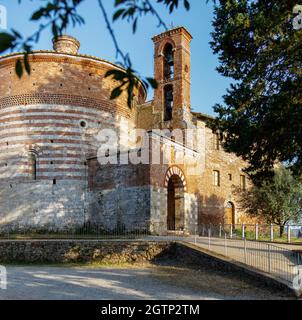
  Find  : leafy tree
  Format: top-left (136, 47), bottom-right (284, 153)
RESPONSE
top-left (209, 0), bottom-right (302, 182)
top-left (0, 0), bottom-right (194, 107)
top-left (234, 167), bottom-right (302, 237)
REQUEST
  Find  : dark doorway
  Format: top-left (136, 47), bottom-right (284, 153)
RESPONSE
top-left (167, 174), bottom-right (185, 231)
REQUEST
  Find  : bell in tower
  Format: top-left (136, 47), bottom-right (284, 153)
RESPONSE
top-left (163, 43), bottom-right (174, 80)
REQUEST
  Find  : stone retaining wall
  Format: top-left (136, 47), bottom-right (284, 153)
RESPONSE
top-left (0, 239), bottom-right (297, 296)
top-left (0, 240), bottom-right (173, 264)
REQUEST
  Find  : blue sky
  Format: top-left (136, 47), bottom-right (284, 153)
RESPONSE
top-left (1, 0), bottom-right (231, 116)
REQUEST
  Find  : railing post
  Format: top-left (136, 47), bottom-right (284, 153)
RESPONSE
top-left (255, 223), bottom-right (259, 241)
top-left (287, 225), bottom-right (291, 244)
top-left (230, 224), bottom-right (233, 239)
top-left (194, 224), bottom-right (197, 245)
top-left (224, 233), bottom-right (228, 256)
top-left (244, 237), bottom-right (247, 264)
top-left (219, 223), bottom-right (222, 238)
top-left (208, 228), bottom-right (211, 250)
top-left (242, 224), bottom-right (245, 239)
top-left (268, 244), bottom-right (272, 273)
top-left (270, 224), bottom-right (274, 242)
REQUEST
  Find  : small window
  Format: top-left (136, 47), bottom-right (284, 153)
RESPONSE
top-left (28, 152), bottom-right (37, 180)
top-left (213, 170), bottom-right (220, 187)
top-left (240, 175), bottom-right (246, 190)
top-left (214, 133), bottom-right (220, 150)
top-left (228, 173), bottom-right (232, 181)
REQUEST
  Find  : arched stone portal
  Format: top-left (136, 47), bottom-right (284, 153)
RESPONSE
top-left (165, 166), bottom-right (187, 231)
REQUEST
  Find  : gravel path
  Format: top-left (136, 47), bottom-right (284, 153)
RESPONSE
top-left (0, 265), bottom-right (295, 300)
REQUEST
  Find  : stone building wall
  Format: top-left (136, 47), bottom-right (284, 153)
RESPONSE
top-left (0, 36), bottom-right (146, 231)
top-left (0, 180), bottom-right (88, 230)
top-left (0, 28), bottom-right (253, 234)
top-left (87, 159), bottom-right (151, 230)
top-left (135, 26), bottom-right (252, 228)
top-left (136, 111), bottom-right (251, 228)
top-left (195, 118), bottom-right (252, 225)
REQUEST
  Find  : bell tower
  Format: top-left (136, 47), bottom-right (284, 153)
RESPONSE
top-left (152, 27), bottom-right (193, 129)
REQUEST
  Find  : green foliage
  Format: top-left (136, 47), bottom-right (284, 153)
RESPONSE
top-left (15, 59), bottom-right (23, 78)
top-left (2, 0), bottom-right (85, 78)
top-left (105, 0), bottom-right (192, 105)
top-left (209, 0), bottom-right (302, 181)
top-left (30, 0), bottom-right (85, 38)
top-left (158, 0), bottom-right (190, 13)
top-left (113, 0), bottom-right (191, 33)
top-left (105, 67), bottom-right (158, 107)
top-left (235, 167), bottom-right (302, 229)
top-left (0, 32), bottom-right (17, 53)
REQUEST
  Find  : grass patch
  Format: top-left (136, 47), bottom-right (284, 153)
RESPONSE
top-left (232, 229), bottom-right (302, 243)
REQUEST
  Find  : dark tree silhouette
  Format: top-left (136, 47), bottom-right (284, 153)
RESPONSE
top-left (209, 1), bottom-right (302, 181)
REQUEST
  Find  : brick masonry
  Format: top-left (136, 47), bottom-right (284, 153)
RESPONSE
top-left (0, 29), bottom-right (254, 233)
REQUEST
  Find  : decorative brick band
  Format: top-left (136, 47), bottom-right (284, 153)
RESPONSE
top-left (152, 26), bottom-right (193, 42)
top-left (0, 108), bottom-right (102, 119)
top-left (0, 93), bottom-right (133, 119)
top-left (164, 166), bottom-right (187, 191)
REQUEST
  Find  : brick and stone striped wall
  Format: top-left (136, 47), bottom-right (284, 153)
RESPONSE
top-left (0, 103), bottom-right (112, 181)
top-left (0, 49), bottom-right (146, 231)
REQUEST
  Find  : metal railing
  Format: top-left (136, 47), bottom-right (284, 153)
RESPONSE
top-left (0, 222), bottom-right (154, 240)
top-left (201, 223), bottom-right (302, 244)
top-left (0, 221), bottom-right (193, 240)
top-left (0, 221), bottom-right (301, 242)
top-left (195, 224), bottom-right (302, 288)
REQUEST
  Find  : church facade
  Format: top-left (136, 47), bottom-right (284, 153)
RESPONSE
top-left (0, 27), bottom-right (250, 233)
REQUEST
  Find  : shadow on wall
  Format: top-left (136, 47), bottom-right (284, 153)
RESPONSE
top-left (197, 194), bottom-right (226, 225)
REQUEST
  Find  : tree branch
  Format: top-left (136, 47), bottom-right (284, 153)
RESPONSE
top-left (97, 0), bottom-right (130, 66)
top-left (145, 0), bottom-right (168, 30)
